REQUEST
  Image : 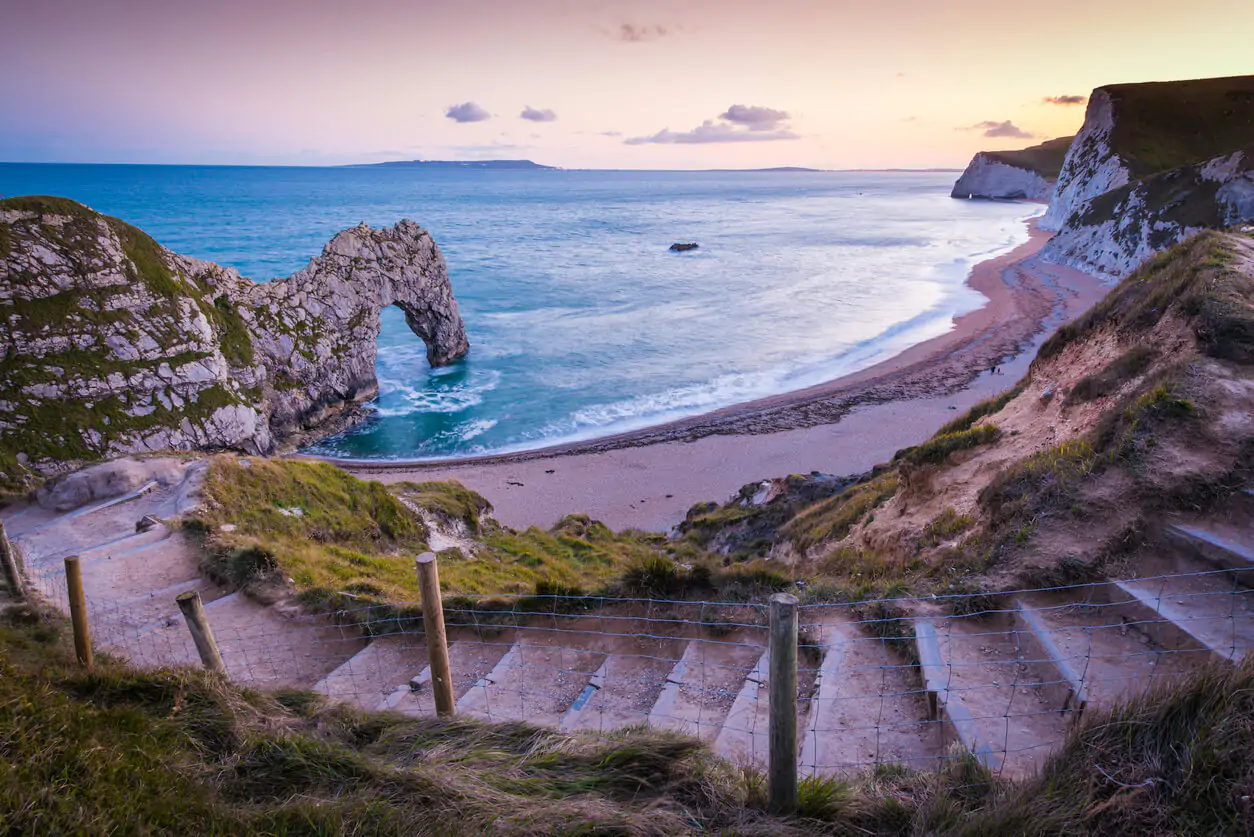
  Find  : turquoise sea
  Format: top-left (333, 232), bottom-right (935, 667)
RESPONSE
top-left (0, 164), bottom-right (1039, 460)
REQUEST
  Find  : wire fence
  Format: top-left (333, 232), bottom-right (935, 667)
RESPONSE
top-left (13, 537), bottom-right (1254, 782)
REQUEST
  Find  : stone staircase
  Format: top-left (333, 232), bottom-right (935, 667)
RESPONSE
top-left (6, 474), bottom-right (1254, 780)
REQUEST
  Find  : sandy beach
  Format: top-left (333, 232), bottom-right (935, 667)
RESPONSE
top-left (335, 222), bottom-right (1106, 532)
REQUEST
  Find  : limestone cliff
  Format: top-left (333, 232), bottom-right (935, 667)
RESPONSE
top-left (951, 136), bottom-right (1072, 201)
top-left (1042, 148), bottom-right (1254, 277)
top-left (0, 196), bottom-right (468, 489)
top-left (1041, 75), bottom-right (1254, 232)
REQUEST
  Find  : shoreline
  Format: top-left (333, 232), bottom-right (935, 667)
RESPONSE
top-left (333, 220), bottom-right (1107, 531)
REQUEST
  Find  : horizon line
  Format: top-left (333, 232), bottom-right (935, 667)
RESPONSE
top-left (0, 160), bottom-right (965, 174)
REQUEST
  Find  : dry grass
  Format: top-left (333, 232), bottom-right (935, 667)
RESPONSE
top-left (933, 381), bottom-right (1027, 437)
top-left (899, 424), bottom-right (1001, 467)
top-left (783, 473), bottom-right (902, 553)
top-left (193, 457), bottom-right (688, 609)
top-left (1065, 344), bottom-right (1157, 404)
top-left (5, 598), bottom-right (1253, 835)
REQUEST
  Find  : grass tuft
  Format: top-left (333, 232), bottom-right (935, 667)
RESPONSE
top-left (934, 381), bottom-right (1027, 437)
top-left (784, 473), bottom-right (901, 552)
top-left (901, 424), bottom-right (1001, 467)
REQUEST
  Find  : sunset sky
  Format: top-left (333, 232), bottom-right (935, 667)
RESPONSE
top-left (3, 0), bottom-right (1251, 169)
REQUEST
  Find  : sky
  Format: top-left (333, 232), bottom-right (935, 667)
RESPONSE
top-left (2, 0), bottom-right (1252, 170)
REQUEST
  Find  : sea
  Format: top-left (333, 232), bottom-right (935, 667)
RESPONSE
top-left (0, 164), bottom-right (1041, 460)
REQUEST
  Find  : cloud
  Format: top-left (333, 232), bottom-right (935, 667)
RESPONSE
top-left (626, 104), bottom-right (800, 145)
top-left (599, 131), bottom-right (623, 137)
top-left (445, 102), bottom-right (491, 123)
top-left (719, 104), bottom-right (790, 130)
top-left (520, 106), bottom-right (557, 122)
top-left (963, 120), bottom-right (1034, 139)
top-left (1042, 94), bottom-right (1088, 106)
top-left (626, 120), bottom-right (799, 145)
top-left (617, 23), bottom-right (669, 42)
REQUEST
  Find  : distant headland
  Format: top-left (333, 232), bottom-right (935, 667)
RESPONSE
top-left (350, 159), bottom-right (558, 170)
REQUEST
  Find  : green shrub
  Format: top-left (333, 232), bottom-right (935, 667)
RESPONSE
top-left (623, 555), bottom-right (683, 597)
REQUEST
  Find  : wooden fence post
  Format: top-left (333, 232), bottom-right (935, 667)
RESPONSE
top-left (177, 591), bottom-right (227, 675)
top-left (768, 592), bottom-right (799, 814)
top-left (416, 552), bottom-right (455, 717)
top-left (0, 521), bottom-right (25, 601)
top-left (64, 555), bottom-right (92, 667)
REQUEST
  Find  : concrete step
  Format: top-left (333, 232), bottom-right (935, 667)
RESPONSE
top-left (26, 530), bottom-right (214, 628)
top-left (96, 576), bottom-right (230, 647)
top-left (313, 633), bottom-right (429, 709)
top-left (198, 593), bottom-right (365, 689)
top-left (1013, 592), bottom-right (1196, 710)
top-left (918, 614), bottom-right (1074, 778)
top-left (79, 534), bottom-right (208, 606)
top-left (915, 621), bottom-right (998, 772)
top-left (801, 620), bottom-right (938, 776)
top-left (1110, 575), bottom-right (1254, 663)
top-left (456, 620), bottom-right (608, 726)
top-left (19, 526), bottom-right (174, 600)
top-left (71, 525), bottom-right (173, 563)
top-left (711, 650), bottom-right (771, 766)
top-left (385, 638), bottom-right (513, 717)
top-left (647, 636), bottom-right (764, 742)
top-left (557, 624), bottom-right (687, 733)
top-left (59, 481), bottom-right (159, 524)
top-left (1011, 599), bottom-right (1088, 715)
top-left (1164, 524), bottom-right (1254, 576)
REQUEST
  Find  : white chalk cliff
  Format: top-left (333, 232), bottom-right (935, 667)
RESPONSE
top-left (1042, 149), bottom-right (1254, 278)
top-left (951, 136), bottom-right (1073, 201)
top-left (1039, 90), bottom-right (1129, 232)
top-left (951, 154), bottom-right (1053, 201)
top-left (1032, 76), bottom-right (1254, 277)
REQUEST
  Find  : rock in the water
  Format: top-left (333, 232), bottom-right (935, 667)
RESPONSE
top-left (669, 243), bottom-right (699, 252)
top-left (0, 197), bottom-right (470, 489)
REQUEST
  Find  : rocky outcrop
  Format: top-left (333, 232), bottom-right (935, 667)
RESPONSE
top-left (237, 220), bottom-right (469, 435)
top-left (0, 197), bottom-right (468, 489)
top-left (1042, 148), bottom-right (1254, 277)
top-left (1041, 75), bottom-right (1254, 232)
top-left (951, 137), bottom-right (1072, 201)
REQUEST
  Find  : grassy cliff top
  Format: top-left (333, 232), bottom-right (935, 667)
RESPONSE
top-left (985, 136), bottom-right (1074, 179)
top-left (1101, 74), bottom-right (1254, 177)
